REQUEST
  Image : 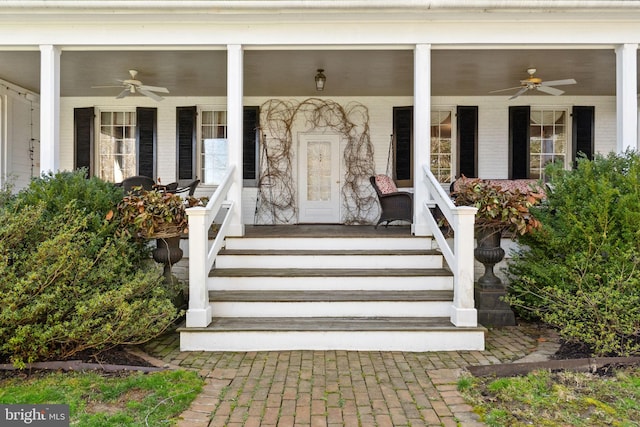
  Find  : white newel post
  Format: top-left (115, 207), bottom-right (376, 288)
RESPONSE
top-left (185, 207), bottom-right (212, 327)
top-left (413, 44), bottom-right (431, 236)
top-left (227, 44), bottom-right (245, 237)
top-left (39, 45), bottom-right (61, 174)
top-left (616, 43), bottom-right (638, 152)
top-left (450, 206), bottom-right (478, 327)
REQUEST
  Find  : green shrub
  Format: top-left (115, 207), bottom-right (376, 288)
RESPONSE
top-left (0, 170), bottom-right (180, 367)
top-left (506, 151), bottom-right (640, 356)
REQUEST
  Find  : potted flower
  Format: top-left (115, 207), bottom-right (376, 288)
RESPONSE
top-left (450, 177), bottom-right (543, 238)
top-left (109, 187), bottom-right (207, 282)
top-left (450, 176), bottom-right (544, 326)
top-left (115, 189), bottom-right (189, 239)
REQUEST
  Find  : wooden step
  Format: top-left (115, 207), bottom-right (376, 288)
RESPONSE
top-left (208, 290), bottom-right (454, 317)
top-left (209, 290), bottom-right (453, 302)
top-left (208, 267), bottom-right (453, 291)
top-left (215, 249), bottom-right (444, 269)
top-left (210, 267), bottom-right (451, 278)
top-left (178, 317), bottom-right (487, 352)
top-left (223, 236), bottom-right (433, 251)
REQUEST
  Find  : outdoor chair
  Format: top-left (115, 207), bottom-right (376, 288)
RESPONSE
top-left (173, 179), bottom-right (200, 196)
top-left (121, 175), bottom-right (155, 194)
top-left (370, 175), bottom-right (413, 229)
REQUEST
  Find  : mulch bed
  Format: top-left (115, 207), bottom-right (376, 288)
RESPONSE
top-left (0, 346), bottom-right (162, 380)
top-left (468, 330), bottom-right (640, 378)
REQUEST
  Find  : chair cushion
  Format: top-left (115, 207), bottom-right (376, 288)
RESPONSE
top-left (375, 174), bottom-right (398, 194)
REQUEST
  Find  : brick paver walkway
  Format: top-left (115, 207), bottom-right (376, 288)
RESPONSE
top-left (142, 325), bottom-right (551, 426)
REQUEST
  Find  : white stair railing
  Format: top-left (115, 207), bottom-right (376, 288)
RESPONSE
top-left (422, 166), bottom-right (478, 327)
top-left (185, 166), bottom-right (235, 328)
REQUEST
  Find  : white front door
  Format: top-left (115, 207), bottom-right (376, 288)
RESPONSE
top-left (298, 134), bottom-right (341, 223)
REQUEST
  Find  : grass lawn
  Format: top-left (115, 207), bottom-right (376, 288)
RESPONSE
top-left (0, 369), bottom-right (204, 426)
top-left (458, 367), bottom-right (640, 427)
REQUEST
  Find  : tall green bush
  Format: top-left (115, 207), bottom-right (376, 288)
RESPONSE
top-left (0, 170), bottom-right (180, 367)
top-left (506, 151), bottom-right (640, 356)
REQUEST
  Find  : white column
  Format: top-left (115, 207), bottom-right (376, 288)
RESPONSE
top-left (413, 44), bottom-right (431, 236)
top-left (185, 207), bottom-right (212, 327)
top-left (227, 44), bottom-right (245, 236)
top-left (450, 207), bottom-right (478, 327)
top-left (39, 45), bottom-right (61, 173)
top-left (616, 43), bottom-right (638, 152)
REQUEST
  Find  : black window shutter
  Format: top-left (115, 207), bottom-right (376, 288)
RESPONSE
top-left (74, 107), bottom-right (94, 176)
top-left (509, 106), bottom-right (531, 179)
top-left (393, 106), bottom-right (413, 187)
top-left (243, 106), bottom-right (260, 185)
top-left (136, 107), bottom-right (157, 179)
top-left (457, 106), bottom-right (478, 178)
top-left (572, 106), bottom-right (595, 164)
top-left (176, 106), bottom-right (197, 181)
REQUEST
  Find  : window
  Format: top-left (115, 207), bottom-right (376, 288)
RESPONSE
top-left (98, 111), bottom-right (136, 183)
top-left (176, 106), bottom-right (260, 186)
top-left (74, 107), bottom-right (156, 181)
top-left (529, 109), bottom-right (567, 179)
top-left (199, 108), bottom-right (228, 185)
top-left (431, 110), bottom-right (453, 182)
top-left (394, 106), bottom-right (470, 185)
top-left (510, 106), bottom-right (594, 179)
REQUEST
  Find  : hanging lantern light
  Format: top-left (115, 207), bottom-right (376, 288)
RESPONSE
top-left (315, 69), bottom-right (326, 91)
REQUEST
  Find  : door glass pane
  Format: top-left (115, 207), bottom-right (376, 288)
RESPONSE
top-left (307, 141), bottom-right (332, 201)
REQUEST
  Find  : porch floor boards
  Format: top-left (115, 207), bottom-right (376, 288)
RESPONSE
top-left (210, 267), bottom-right (452, 278)
top-left (180, 316), bottom-right (473, 332)
top-left (244, 224), bottom-right (412, 237)
top-left (209, 290), bottom-right (454, 302)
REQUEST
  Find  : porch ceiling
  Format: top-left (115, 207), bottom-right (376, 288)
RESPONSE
top-left (0, 48), bottom-right (620, 98)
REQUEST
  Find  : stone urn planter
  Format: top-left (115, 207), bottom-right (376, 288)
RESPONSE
top-left (473, 227), bottom-right (515, 326)
top-left (474, 227), bottom-right (506, 288)
top-left (152, 235), bottom-right (184, 284)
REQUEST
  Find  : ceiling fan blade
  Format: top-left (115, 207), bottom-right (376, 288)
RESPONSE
top-left (115, 88), bottom-right (130, 99)
top-left (536, 85), bottom-right (564, 96)
top-left (137, 88), bottom-right (164, 101)
top-left (541, 78), bottom-right (577, 87)
top-left (91, 85), bottom-right (123, 89)
top-left (509, 87), bottom-right (529, 100)
top-left (139, 84), bottom-right (169, 94)
top-left (489, 86), bottom-right (522, 94)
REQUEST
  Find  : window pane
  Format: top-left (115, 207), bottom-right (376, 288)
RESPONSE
top-left (202, 111), bottom-right (213, 125)
top-left (529, 109), bottom-right (567, 179)
top-left (214, 111), bottom-right (227, 125)
top-left (430, 110), bottom-right (453, 183)
top-left (200, 109), bottom-right (229, 185)
top-left (99, 110), bottom-right (136, 183)
top-left (202, 138), bottom-right (228, 185)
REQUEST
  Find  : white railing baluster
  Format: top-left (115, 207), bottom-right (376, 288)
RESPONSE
top-left (422, 166), bottom-right (478, 327)
top-left (185, 166), bottom-right (235, 328)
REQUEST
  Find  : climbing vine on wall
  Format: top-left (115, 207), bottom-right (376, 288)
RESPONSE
top-left (254, 98), bottom-right (377, 225)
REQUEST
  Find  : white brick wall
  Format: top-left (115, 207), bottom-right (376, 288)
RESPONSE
top-left (58, 94), bottom-right (618, 223)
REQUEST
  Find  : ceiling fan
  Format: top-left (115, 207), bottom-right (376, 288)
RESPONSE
top-left (92, 69), bottom-right (169, 101)
top-left (490, 68), bottom-right (577, 100)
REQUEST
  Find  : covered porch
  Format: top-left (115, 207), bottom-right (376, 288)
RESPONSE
top-left (2, 0), bottom-right (640, 351)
